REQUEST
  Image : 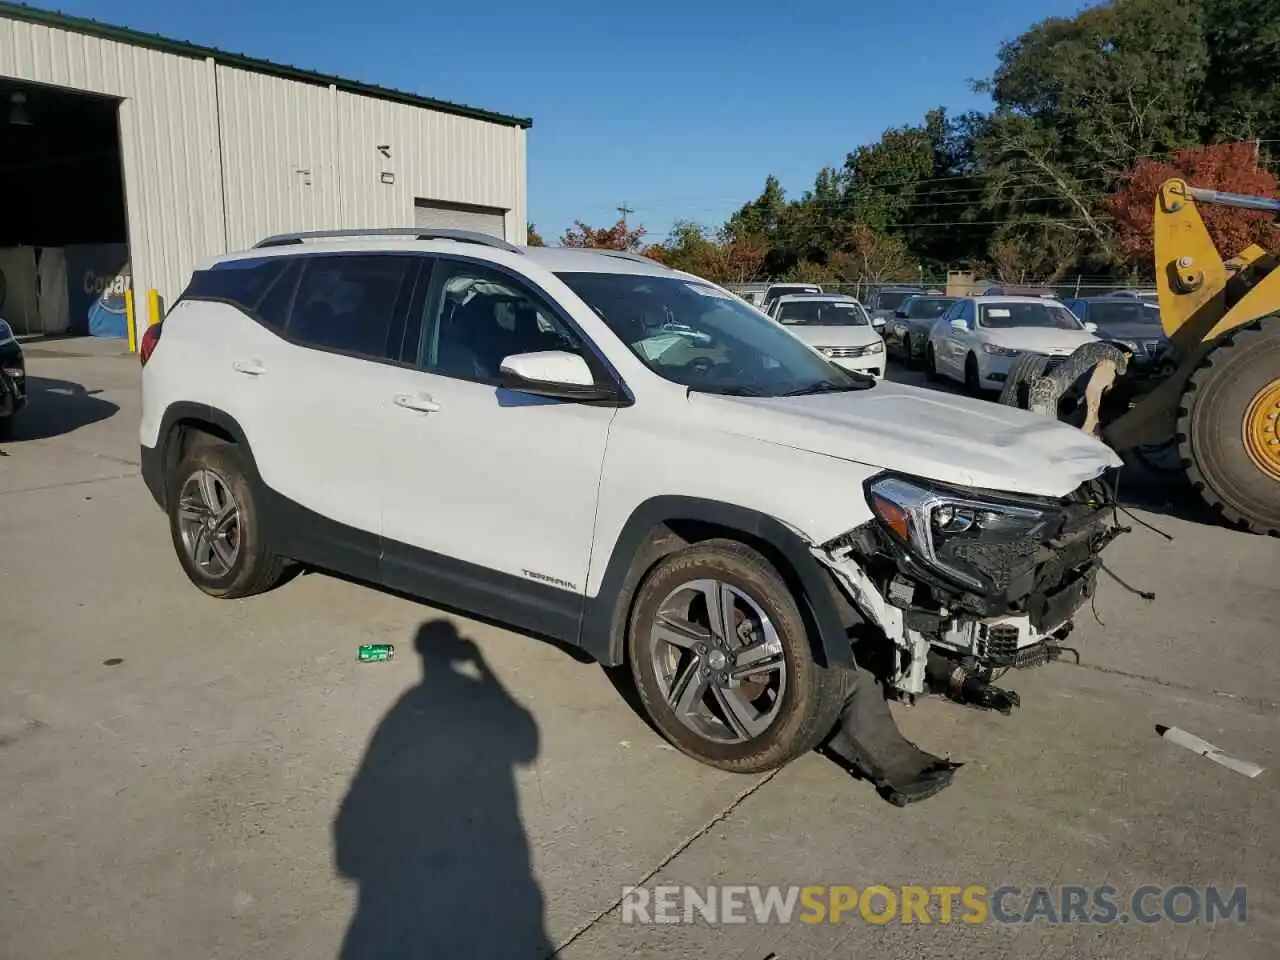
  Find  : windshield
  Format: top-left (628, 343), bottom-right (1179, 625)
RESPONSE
top-left (875, 290), bottom-right (914, 310)
top-left (776, 299), bottom-right (870, 326)
top-left (557, 272), bottom-right (873, 396)
top-left (768, 285), bottom-right (821, 299)
top-left (978, 302), bottom-right (1082, 330)
top-left (905, 297), bottom-right (955, 319)
top-left (1091, 301), bottom-right (1163, 329)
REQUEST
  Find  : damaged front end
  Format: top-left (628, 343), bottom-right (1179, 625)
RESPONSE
top-left (816, 470), bottom-right (1125, 713)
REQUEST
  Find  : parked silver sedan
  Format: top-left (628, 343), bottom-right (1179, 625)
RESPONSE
top-left (887, 294), bottom-right (958, 363)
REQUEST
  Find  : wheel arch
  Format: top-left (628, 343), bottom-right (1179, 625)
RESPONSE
top-left (580, 497), bottom-right (855, 670)
top-left (146, 402), bottom-right (257, 510)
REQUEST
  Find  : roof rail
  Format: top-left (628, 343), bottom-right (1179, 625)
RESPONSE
top-left (253, 227), bottom-right (524, 254)
top-left (551, 247), bottom-right (658, 266)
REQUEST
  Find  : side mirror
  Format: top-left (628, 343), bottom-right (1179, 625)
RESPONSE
top-left (1084, 321), bottom-right (1099, 333)
top-left (872, 317), bottom-right (887, 329)
top-left (894, 309), bottom-right (909, 319)
top-left (499, 350), bottom-right (619, 402)
top-left (951, 317), bottom-right (968, 330)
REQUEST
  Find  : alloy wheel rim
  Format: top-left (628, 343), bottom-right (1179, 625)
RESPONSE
top-left (649, 579), bottom-right (787, 744)
top-left (177, 469), bottom-right (241, 577)
top-left (1242, 377), bottom-right (1280, 482)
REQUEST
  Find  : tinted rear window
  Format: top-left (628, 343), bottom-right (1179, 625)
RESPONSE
top-left (288, 255), bottom-right (414, 359)
top-left (184, 258), bottom-right (285, 308)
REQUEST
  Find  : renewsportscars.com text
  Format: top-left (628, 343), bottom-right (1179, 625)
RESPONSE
top-left (620, 884), bottom-right (1247, 926)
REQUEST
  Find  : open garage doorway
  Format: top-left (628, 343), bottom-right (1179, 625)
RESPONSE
top-left (0, 79), bottom-right (130, 337)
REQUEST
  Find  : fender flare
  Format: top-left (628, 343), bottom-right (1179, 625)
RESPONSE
top-left (579, 496), bottom-right (855, 669)
top-left (143, 402), bottom-right (257, 509)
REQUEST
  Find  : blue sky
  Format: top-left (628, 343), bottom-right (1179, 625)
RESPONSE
top-left (49, 0), bottom-right (1085, 242)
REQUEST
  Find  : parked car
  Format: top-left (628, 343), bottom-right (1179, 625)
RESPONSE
top-left (761, 282), bottom-right (822, 314)
top-left (887, 295), bottom-right (958, 363)
top-left (925, 296), bottom-right (1100, 393)
top-left (865, 285), bottom-right (923, 322)
top-left (0, 318), bottom-right (26, 436)
top-left (139, 229), bottom-right (1122, 775)
top-left (1062, 296), bottom-right (1172, 374)
top-left (770, 294), bottom-right (885, 377)
top-left (1105, 289), bottom-right (1159, 303)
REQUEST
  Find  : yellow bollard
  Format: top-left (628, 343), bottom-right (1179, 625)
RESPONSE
top-left (125, 288), bottom-right (137, 353)
top-left (147, 288), bottom-right (161, 327)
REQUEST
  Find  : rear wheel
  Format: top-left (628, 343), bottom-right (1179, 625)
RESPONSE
top-left (167, 442), bottom-right (289, 596)
top-left (627, 540), bottom-right (845, 773)
top-left (1177, 316), bottom-right (1280, 535)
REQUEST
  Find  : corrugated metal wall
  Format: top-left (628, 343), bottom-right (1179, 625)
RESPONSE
top-left (1, 16), bottom-right (527, 308)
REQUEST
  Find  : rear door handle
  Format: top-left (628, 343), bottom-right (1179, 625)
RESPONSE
top-left (233, 358), bottom-right (266, 376)
top-left (392, 393), bottom-right (440, 413)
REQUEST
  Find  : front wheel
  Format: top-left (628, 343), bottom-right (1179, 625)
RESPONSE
top-left (1178, 316), bottom-right (1280, 535)
top-left (627, 540), bottom-right (845, 773)
top-left (167, 442), bottom-right (288, 597)
top-left (964, 352), bottom-right (982, 395)
top-left (925, 343), bottom-right (940, 381)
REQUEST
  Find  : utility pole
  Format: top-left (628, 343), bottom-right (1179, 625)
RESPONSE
top-left (618, 203), bottom-right (634, 227)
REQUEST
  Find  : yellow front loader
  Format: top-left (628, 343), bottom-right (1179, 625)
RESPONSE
top-left (1003, 178), bottom-right (1280, 535)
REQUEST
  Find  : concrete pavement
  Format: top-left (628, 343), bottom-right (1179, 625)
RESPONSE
top-left (1, 339), bottom-right (1276, 959)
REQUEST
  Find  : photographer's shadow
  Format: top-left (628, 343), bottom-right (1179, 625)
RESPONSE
top-left (334, 620), bottom-right (552, 959)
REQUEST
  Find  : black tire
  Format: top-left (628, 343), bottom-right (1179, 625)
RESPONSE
top-left (1177, 316), bottom-right (1280, 536)
top-left (964, 352), bottom-right (982, 395)
top-left (167, 442), bottom-right (288, 597)
top-left (627, 539), bottom-right (846, 773)
top-left (901, 334), bottom-right (914, 366)
top-left (925, 343), bottom-right (940, 381)
top-left (998, 352), bottom-right (1049, 408)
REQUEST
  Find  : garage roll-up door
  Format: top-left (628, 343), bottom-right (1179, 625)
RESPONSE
top-left (414, 199), bottom-right (508, 240)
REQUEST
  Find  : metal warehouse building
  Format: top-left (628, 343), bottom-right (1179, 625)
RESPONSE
top-left (0, 2), bottom-right (530, 337)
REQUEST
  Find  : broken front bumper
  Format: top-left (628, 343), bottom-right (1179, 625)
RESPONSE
top-left (815, 476), bottom-right (1120, 697)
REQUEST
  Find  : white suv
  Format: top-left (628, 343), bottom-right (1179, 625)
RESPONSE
top-left (139, 229), bottom-right (1124, 773)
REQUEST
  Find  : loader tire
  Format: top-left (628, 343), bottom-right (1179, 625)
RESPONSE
top-left (1177, 315), bottom-right (1280, 536)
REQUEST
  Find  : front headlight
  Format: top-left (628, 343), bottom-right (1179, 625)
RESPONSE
top-left (981, 343), bottom-right (1021, 357)
top-left (867, 340), bottom-right (884, 354)
top-left (866, 476), bottom-right (1060, 592)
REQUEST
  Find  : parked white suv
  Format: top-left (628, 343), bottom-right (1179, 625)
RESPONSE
top-left (925, 296), bottom-right (1100, 393)
top-left (139, 229), bottom-right (1124, 774)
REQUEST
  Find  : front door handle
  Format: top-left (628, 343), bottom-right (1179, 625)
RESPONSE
top-left (392, 393), bottom-right (440, 413)
top-left (233, 358), bottom-right (266, 376)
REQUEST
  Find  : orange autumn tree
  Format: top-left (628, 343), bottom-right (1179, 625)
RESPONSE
top-left (1107, 142), bottom-right (1280, 271)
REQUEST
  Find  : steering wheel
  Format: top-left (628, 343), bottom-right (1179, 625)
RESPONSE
top-left (686, 356), bottom-right (716, 376)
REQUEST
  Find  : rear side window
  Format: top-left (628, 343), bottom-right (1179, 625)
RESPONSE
top-left (288, 255), bottom-right (414, 360)
top-left (183, 258), bottom-right (289, 327)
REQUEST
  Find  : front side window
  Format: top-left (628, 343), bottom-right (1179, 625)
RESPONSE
top-left (287, 255), bottom-right (415, 359)
top-left (421, 261), bottom-right (584, 383)
top-left (978, 301), bottom-right (1082, 330)
top-left (557, 272), bottom-right (872, 396)
top-left (776, 300), bottom-right (870, 326)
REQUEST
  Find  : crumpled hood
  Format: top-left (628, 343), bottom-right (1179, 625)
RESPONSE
top-left (693, 380), bottom-right (1122, 497)
top-left (983, 327), bottom-right (1098, 355)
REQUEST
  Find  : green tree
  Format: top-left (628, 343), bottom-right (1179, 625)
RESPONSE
top-left (526, 223), bottom-right (546, 246)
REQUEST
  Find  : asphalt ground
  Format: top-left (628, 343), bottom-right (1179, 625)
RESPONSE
top-left (1, 338), bottom-right (1276, 959)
